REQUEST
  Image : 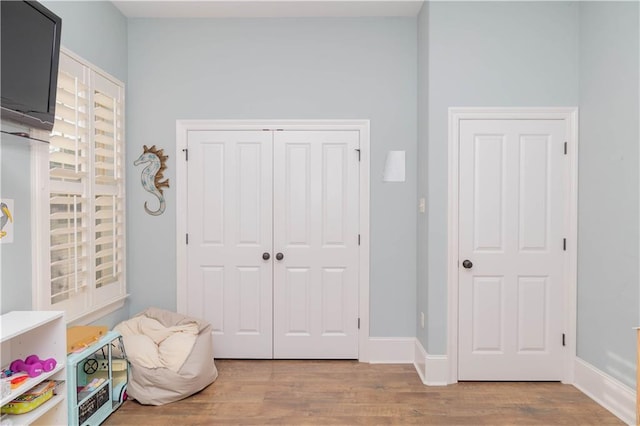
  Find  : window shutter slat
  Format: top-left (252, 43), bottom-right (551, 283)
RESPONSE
top-left (51, 241), bottom-right (80, 251)
top-left (94, 120), bottom-right (114, 133)
top-left (53, 119), bottom-right (86, 137)
top-left (50, 195), bottom-right (86, 204)
top-left (55, 103), bottom-right (87, 122)
top-left (94, 106), bottom-right (114, 119)
top-left (50, 258), bottom-right (87, 271)
top-left (51, 283), bottom-right (87, 299)
top-left (49, 151), bottom-right (85, 166)
top-left (95, 147), bottom-right (115, 158)
top-left (50, 211), bottom-right (88, 221)
top-left (94, 92), bottom-right (114, 105)
top-left (50, 135), bottom-right (86, 151)
top-left (95, 134), bottom-right (115, 146)
top-left (56, 89), bottom-right (81, 106)
top-left (57, 77), bottom-right (88, 96)
top-left (49, 168), bottom-right (88, 180)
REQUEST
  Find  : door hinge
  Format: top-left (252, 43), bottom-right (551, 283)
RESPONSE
top-left (563, 238), bottom-right (566, 251)
top-left (355, 148), bottom-right (361, 162)
top-left (562, 333), bottom-right (566, 347)
top-left (358, 234), bottom-right (361, 245)
top-left (182, 148), bottom-right (188, 161)
top-left (186, 233), bottom-right (189, 244)
top-left (564, 141), bottom-right (567, 155)
top-left (358, 318), bottom-right (360, 329)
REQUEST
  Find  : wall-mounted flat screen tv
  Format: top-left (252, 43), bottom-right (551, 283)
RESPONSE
top-left (1, 1), bottom-right (62, 131)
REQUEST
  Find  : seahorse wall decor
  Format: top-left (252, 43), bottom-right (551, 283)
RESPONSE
top-left (134, 145), bottom-right (170, 216)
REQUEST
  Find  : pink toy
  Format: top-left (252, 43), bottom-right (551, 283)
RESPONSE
top-left (25, 355), bottom-right (57, 372)
top-left (10, 355), bottom-right (56, 378)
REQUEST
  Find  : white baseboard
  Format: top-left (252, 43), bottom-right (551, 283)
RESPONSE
top-left (414, 339), bottom-right (449, 386)
top-left (367, 337), bottom-right (415, 363)
top-left (414, 339), bottom-right (427, 383)
top-left (573, 357), bottom-right (636, 425)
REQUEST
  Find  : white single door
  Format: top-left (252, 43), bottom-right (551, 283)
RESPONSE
top-left (272, 131), bottom-right (360, 358)
top-left (458, 119), bottom-right (567, 380)
top-left (186, 130), bottom-right (273, 358)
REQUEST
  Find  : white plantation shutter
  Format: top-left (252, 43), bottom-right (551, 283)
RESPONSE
top-left (94, 194), bottom-right (124, 288)
top-left (41, 49), bottom-right (126, 321)
top-left (50, 61), bottom-right (88, 183)
top-left (49, 53), bottom-right (90, 308)
top-left (92, 73), bottom-right (125, 297)
top-left (49, 193), bottom-right (88, 304)
top-left (93, 84), bottom-right (121, 185)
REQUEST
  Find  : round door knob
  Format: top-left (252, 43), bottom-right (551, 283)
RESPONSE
top-left (262, 252), bottom-right (270, 260)
top-left (462, 259), bottom-right (473, 269)
top-left (275, 252), bottom-right (284, 261)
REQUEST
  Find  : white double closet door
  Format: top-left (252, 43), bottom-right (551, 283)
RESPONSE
top-left (185, 129), bottom-right (360, 359)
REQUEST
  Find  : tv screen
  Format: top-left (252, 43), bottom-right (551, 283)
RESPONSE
top-left (1, 1), bottom-right (62, 131)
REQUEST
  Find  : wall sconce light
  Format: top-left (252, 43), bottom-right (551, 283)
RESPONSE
top-left (382, 150), bottom-right (405, 182)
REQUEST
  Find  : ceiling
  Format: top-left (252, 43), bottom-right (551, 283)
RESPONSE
top-left (111, 0), bottom-right (424, 18)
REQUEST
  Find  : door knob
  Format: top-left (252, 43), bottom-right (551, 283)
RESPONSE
top-left (275, 253), bottom-right (284, 261)
top-left (462, 259), bottom-right (473, 269)
top-left (262, 252), bottom-right (270, 260)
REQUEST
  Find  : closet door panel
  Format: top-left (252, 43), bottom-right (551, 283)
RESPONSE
top-left (273, 130), bottom-right (360, 358)
top-left (186, 130), bottom-right (273, 358)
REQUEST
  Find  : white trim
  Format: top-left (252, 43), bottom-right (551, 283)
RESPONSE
top-left (573, 357), bottom-right (636, 425)
top-left (564, 109), bottom-right (579, 384)
top-left (175, 119), bottom-right (371, 361)
top-left (447, 107), bottom-right (579, 384)
top-left (414, 339), bottom-right (427, 383)
top-left (30, 137), bottom-right (49, 309)
top-left (424, 354), bottom-right (449, 386)
top-left (367, 338), bottom-right (415, 363)
top-left (414, 339), bottom-right (449, 386)
top-left (66, 295), bottom-right (128, 326)
top-left (175, 122), bottom-right (188, 314)
top-left (60, 47), bottom-right (125, 88)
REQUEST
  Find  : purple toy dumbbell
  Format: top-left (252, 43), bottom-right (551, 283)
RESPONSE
top-left (10, 358), bottom-right (42, 378)
top-left (25, 355), bottom-right (57, 372)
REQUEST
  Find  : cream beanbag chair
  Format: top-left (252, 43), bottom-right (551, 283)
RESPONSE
top-left (115, 307), bottom-right (218, 405)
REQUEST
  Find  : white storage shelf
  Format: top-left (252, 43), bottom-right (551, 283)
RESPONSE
top-left (0, 311), bottom-right (67, 425)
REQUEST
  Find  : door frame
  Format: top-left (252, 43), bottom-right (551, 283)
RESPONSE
top-left (175, 119), bottom-right (371, 361)
top-left (447, 107), bottom-right (578, 383)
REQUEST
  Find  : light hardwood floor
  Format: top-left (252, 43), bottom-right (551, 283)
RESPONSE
top-left (104, 360), bottom-right (622, 425)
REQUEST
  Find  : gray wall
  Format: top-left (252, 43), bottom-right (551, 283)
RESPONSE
top-left (416, 3), bottom-right (429, 347)
top-left (41, 1), bottom-right (128, 83)
top-left (0, 125), bottom-right (33, 313)
top-left (424, 1), bottom-right (580, 354)
top-left (1, 1), bottom-right (128, 327)
top-left (126, 17), bottom-right (418, 337)
top-left (577, 1), bottom-right (639, 389)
